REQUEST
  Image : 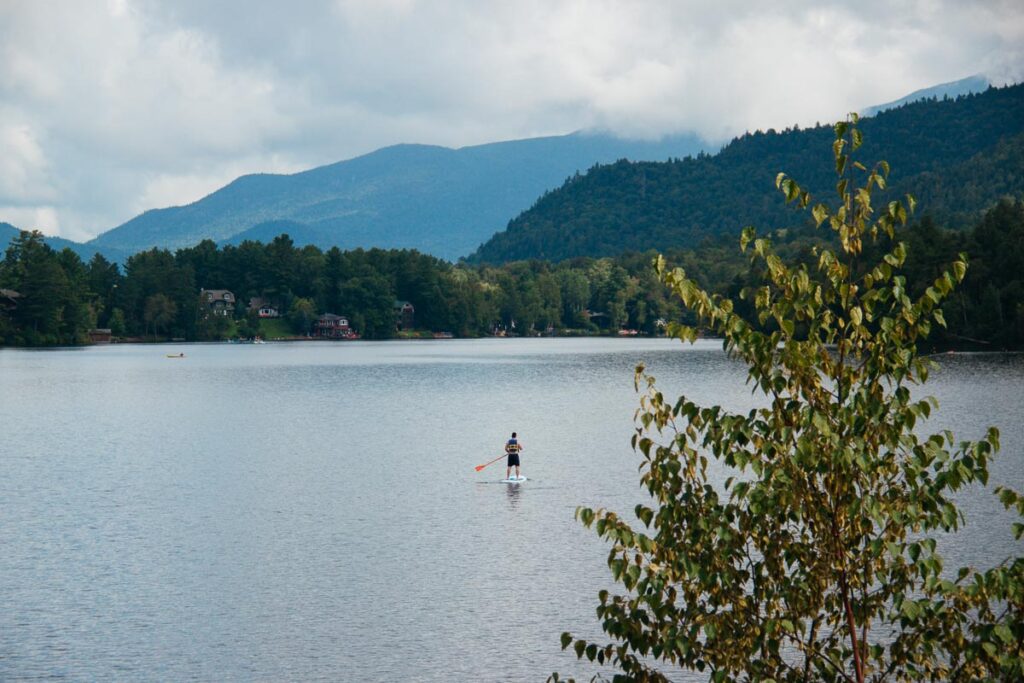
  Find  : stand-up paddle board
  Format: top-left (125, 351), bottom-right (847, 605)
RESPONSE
top-left (501, 475), bottom-right (527, 483)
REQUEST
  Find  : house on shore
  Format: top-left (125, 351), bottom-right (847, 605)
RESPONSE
top-left (394, 300), bottom-right (415, 331)
top-left (88, 328), bottom-right (112, 344)
top-left (584, 309), bottom-right (610, 329)
top-left (248, 297), bottom-right (280, 318)
top-left (200, 289), bottom-right (235, 317)
top-left (314, 313), bottom-right (358, 339)
top-left (0, 288), bottom-right (20, 313)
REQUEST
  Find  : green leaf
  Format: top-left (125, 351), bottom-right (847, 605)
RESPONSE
top-left (812, 204), bottom-right (828, 227)
top-left (740, 226), bottom-right (756, 252)
top-left (901, 599), bottom-right (921, 620)
top-left (851, 128), bottom-right (863, 150)
top-left (850, 306), bottom-right (862, 327)
top-left (812, 411), bottom-right (831, 435)
top-left (783, 179), bottom-right (800, 203)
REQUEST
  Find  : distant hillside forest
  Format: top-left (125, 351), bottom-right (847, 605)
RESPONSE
top-left (471, 84), bottom-right (1024, 263)
top-left (2, 198), bottom-right (1023, 349)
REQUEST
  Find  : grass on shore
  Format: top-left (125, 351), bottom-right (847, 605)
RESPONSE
top-left (258, 317), bottom-right (297, 339)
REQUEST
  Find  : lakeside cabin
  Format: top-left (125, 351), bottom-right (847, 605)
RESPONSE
top-left (87, 328), bottom-right (112, 344)
top-left (200, 289), bottom-right (235, 317)
top-left (0, 288), bottom-right (20, 313)
top-left (248, 297), bottom-right (280, 318)
top-left (314, 313), bottom-right (358, 339)
top-left (394, 300), bottom-right (415, 331)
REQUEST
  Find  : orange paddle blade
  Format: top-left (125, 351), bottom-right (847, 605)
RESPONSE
top-left (474, 454), bottom-right (506, 472)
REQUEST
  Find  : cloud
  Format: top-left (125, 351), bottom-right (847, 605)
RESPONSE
top-left (0, 206), bottom-right (62, 236)
top-left (0, 123), bottom-right (55, 202)
top-left (1, 0), bottom-right (1021, 240)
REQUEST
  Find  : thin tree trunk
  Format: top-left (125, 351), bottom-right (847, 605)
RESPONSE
top-left (839, 570), bottom-right (864, 683)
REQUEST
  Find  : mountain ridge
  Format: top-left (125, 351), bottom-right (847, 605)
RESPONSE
top-left (87, 131), bottom-right (711, 260)
top-left (470, 84), bottom-right (1024, 263)
top-left (861, 74), bottom-right (990, 117)
top-left (0, 222), bottom-right (129, 263)
top-left (5, 78), bottom-right (1013, 263)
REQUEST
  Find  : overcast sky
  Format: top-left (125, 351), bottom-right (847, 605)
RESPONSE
top-left (1, 0), bottom-right (1022, 241)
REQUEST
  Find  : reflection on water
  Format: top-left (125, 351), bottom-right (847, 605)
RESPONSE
top-left (0, 340), bottom-right (1021, 681)
top-left (505, 481), bottom-right (523, 509)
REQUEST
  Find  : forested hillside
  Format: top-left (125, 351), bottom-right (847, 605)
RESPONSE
top-left (3, 199), bottom-right (1023, 349)
top-left (471, 84), bottom-right (1024, 263)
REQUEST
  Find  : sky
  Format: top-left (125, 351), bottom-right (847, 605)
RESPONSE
top-left (1, 0), bottom-right (1022, 242)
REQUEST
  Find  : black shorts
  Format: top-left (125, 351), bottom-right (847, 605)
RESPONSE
top-left (507, 453), bottom-right (520, 467)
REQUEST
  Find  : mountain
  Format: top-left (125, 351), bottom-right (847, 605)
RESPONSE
top-left (1, 222), bottom-right (127, 262)
top-left (862, 74), bottom-right (990, 117)
top-left (87, 131), bottom-right (709, 261)
top-left (470, 84), bottom-right (1024, 263)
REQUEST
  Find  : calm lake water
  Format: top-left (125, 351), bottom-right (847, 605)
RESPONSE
top-left (1, 339), bottom-right (1021, 681)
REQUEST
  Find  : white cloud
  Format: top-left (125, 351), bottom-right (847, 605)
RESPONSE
top-left (0, 206), bottom-right (63, 237)
top-left (0, 0), bottom-right (1021, 240)
top-left (0, 123), bottom-right (55, 202)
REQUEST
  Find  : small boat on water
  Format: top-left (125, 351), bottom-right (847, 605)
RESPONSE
top-left (166, 353), bottom-right (185, 358)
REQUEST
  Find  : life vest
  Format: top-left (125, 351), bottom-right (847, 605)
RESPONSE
top-left (505, 439), bottom-right (519, 454)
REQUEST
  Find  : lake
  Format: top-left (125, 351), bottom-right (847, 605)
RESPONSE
top-left (1, 339), bottom-right (1021, 681)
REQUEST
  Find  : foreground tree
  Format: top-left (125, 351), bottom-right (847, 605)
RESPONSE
top-left (143, 293), bottom-right (177, 340)
top-left (288, 296), bottom-right (317, 335)
top-left (555, 117), bottom-right (1024, 682)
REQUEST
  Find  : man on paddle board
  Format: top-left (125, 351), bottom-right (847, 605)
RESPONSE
top-left (505, 432), bottom-right (523, 480)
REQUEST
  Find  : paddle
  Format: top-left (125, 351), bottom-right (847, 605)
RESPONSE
top-left (474, 454), bottom-right (506, 472)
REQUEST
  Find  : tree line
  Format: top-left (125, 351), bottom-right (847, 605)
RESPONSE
top-left (1, 198), bottom-right (1022, 347)
top-left (0, 233), bottom-right (683, 345)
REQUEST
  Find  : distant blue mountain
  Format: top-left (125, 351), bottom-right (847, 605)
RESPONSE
top-left (862, 74), bottom-right (990, 117)
top-left (87, 131), bottom-right (710, 260)
top-left (7, 78), bottom-right (998, 265)
top-left (1, 221), bottom-right (127, 262)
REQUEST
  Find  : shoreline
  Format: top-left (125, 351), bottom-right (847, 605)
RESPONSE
top-left (2, 336), bottom-right (1023, 356)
